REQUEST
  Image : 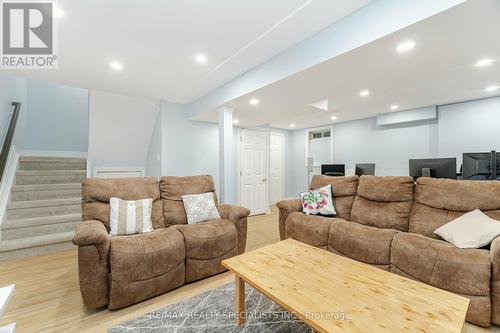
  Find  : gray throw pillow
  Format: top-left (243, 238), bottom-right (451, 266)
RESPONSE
top-left (182, 192), bottom-right (221, 224)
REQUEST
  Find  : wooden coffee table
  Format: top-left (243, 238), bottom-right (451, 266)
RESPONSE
top-left (222, 239), bottom-right (469, 333)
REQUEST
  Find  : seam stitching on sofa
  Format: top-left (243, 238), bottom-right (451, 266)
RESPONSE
top-left (177, 228), bottom-right (236, 240)
top-left (187, 246), bottom-right (238, 261)
top-left (391, 263), bottom-right (489, 297)
top-left (111, 261), bottom-right (184, 284)
top-left (331, 245), bottom-right (389, 266)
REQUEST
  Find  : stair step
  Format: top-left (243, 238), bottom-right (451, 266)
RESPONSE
top-left (19, 156), bottom-right (86, 163)
top-left (0, 232), bottom-right (75, 263)
top-left (0, 232), bottom-right (74, 252)
top-left (1, 220), bottom-right (80, 240)
top-left (3, 213), bottom-right (82, 229)
top-left (7, 198), bottom-right (81, 219)
top-left (19, 156), bottom-right (86, 171)
top-left (2, 214), bottom-right (81, 240)
top-left (19, 161), bottom-right (86, 171)
top-left (15, 170), bottom-right (86, 185)
top-left (11, 183), bottom-right (82, 201)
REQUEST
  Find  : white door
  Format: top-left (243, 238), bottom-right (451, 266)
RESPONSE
top-left (269, 132), bottom-right (284, 205)
top-left (240, 129), bottom-right (267, 215)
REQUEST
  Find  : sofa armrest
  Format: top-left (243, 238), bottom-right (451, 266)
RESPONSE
top-left (491, 236), bottom-right (500, 278)
top-left (73, 220), bottom-right (110, 309)
top-left (73, 220), bottom-right (110, 248)
top-left (490, 236), bottom-right (500, 325)
top-left (218, 204), bottom-right (250, 254)
top-left (275, 199), bottom-right (302, 240)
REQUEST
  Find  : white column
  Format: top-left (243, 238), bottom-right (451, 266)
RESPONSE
top-left (218, 107), bottom-right (235, 204)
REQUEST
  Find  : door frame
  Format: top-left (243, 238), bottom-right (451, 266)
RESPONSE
top-left (269, 131), bottom-right (285, 205)
top-left (236, 127), bottom-right (270, 215)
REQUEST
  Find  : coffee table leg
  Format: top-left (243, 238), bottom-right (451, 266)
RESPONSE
top-left (235, 275), bottom-right (245, 325)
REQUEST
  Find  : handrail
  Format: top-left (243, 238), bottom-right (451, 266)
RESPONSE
top-left (0, 102), bottom-right (21, 182)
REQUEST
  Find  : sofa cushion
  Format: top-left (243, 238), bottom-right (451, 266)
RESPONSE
top-left (410, 178), bottom-right (500, 239)
top-left (109, 228), bottom-right (186, 309)
top-left (109, 228), bottom-right (185, 283)
top-left (285, 212), bottom-right (332, 248)
top-left (309, 175), bottom-right (359, 220)
top-left (82, 177), bottom-right (164, 230)
top-left (175, 219), bottom-right (237, 260)
top-left (391, 232), bottom-right (491, 297)
top-left (328, 218), bottom-right (398, 266)
top-left (350, 176), bottom-right (414, 231)
top-left (176, 219), bottom-right (237, 282)
top-left (159, 175), bottom-right (218, 227)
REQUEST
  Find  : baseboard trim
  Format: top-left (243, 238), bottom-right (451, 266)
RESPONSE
top-left (21, 150), bottom-right (88, 158)
top-left (0, 146), bottom-right (20, 226)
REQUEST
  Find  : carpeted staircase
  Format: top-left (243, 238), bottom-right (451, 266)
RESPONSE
top-left (0, 156), bottom-right (86, 262)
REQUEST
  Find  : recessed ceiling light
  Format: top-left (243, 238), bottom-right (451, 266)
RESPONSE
top-left (485, 85), bottom-right (499, 92)
top-left (249, 98), bottom-right (259, 105)
top-left (475, 58), bottom-right (494, 67)
top-left (390, 104), bottom-right (399, 111)
top-left (109, 61), bottom-right (123, 71)
top-left (195, 54), bottom-right (207, 64)
top-left (359, 90), bottom-right (370, 97)
top-left (232, 119), bottom-right (239, 124)
top-left (396, 40), bottom-right (416, 53)
top-left (54, 7), bottom-right (64, 18)
top-left (290, 124), bottom-right (296, 128)
top-left (330, 116), bottom-right (337, 121)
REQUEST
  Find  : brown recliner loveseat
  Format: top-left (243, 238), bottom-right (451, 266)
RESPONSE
top-left (277, 175), bottom-right (500, 327)
top-left (73, 175), bottom-right (249, 309)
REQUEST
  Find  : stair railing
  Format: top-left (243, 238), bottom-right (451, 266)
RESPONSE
top-left (0, 102), bottom-right (21, 182)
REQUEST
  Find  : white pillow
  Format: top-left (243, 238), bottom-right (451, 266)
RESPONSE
top-left (182, 192), bottom-right (221, 224)
top-left (434, 209), bottom-right (500, 248)
top-left (109, 197), bottom-right (154, 236)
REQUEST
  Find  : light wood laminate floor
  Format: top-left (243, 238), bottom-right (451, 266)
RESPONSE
top-left (0, 209), bottom-right (497, 333)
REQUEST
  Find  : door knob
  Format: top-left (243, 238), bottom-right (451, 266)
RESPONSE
top-left (262, 177), bottom-right (267, 182)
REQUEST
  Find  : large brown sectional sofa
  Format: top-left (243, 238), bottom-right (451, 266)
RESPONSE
top-left (72, 175), bottom-right (249, 310)
top-left (277, 175), bottom-right (500, 327)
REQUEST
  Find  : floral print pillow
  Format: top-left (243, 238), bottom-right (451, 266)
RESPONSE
top-left (300, 184), bottom-right (336, 216)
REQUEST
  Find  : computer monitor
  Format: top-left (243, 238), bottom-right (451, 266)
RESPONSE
top-left (463, 151), bottom-right (500, 180)
top-left (409, 158), bottom-right (457, 180)
top-left (321, 164), bottom-right (345, 177)
top-left (355, 163), bottom-right (375, 176)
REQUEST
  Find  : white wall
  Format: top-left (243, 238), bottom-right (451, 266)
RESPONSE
top-left (25, 80), bottom-right (89, 152)
top-left (439, 97), bottom-right (500, 167)
top-left (160, 101), bottom-right (220, 189)
top-left (288, 96), bottom-right (500, 195)
top-left (309, 137), bottom-right (332, 166)
top-left (88, 90), bottom-right (160, 174)
top-left (145, 111), bottom-right (162, 178)
top-left (333, 117), bottom-right (438, 176)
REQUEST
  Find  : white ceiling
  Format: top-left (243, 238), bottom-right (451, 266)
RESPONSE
top-left (196, 0), bottom-right (500, 129)
top-left (3, 0), bottom-right (371, 103)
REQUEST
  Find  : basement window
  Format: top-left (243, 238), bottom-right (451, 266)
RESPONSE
top-left (309, 129), bottom-right (331, 140)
